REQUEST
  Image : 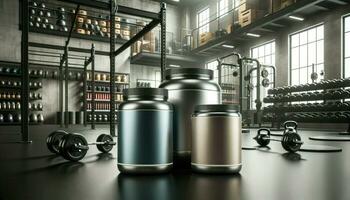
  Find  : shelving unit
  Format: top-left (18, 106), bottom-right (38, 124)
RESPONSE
top-left (20, 0), bottom-right (167, 140)
top-left (83, 70), bottom-right (129, 127)
top-left (0, 62), bottom-right (44, 126)
top-left (263, 78), bottom-right (350, 130)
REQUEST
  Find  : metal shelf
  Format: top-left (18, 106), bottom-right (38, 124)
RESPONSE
top-left (29, 27), bottom-right (127, 44)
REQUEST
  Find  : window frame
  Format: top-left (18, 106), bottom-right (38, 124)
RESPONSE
top-left (288, 23), bottom-right (324, 86)
top-left (197, 7), bottom-right (210, 35)
top-left (217, 0), bottom-right (229, 18)
top-left (342, 14), bottom-right (350, 78)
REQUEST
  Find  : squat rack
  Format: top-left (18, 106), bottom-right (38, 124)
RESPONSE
top-left (21, 0), bottom-right (167, 141)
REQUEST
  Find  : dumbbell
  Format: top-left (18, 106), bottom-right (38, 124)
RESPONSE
top-left (0, 114), bottom-right (3, 123)
top-left (37, 114), bottom-right (44, 123)
top-left (6, 113), bottom-right (14, 123)
top-left (254, 128), bottom-right (303, 153)
top-left (29, 113), bottom-right (38, 123)
top-left (47, 131), bottom-right (116, 161)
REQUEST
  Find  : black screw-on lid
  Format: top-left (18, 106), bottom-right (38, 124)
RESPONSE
top-left (194, 104), bottom-right (240, 113)
top-left (165, 68), bottom-right (213, 80)
top-left (123, 88), bottom-right (168, 99)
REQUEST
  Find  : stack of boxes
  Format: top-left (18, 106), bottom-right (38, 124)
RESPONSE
top-left (131, 22), bottom-right (156, 55)
top-left (236, 0), bottom-right (269, 27)
top-left (199, 32), bottom-right (214, 46)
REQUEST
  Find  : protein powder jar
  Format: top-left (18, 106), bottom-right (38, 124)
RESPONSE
top-left (159, 68), bottom-right (221, 168)
top-left (118, 88), bottom-right (173, 174)
top-left (191, 104), bottom-right (242, 173)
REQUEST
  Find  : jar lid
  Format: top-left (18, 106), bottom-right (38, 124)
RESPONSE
top-left (165, 68), bottom-right (213, 80)
top-left (194, 104), bottom-right (240, 113)
top-left (124, 88), bottom-right (168, 99)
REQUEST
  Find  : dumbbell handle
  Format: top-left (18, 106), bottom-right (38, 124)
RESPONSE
top-left (263, 137), bottom-right (304, 144)
top-left (73, 141), bottom-right (117, 150)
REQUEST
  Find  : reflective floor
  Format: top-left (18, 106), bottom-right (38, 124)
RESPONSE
top-left (0, 125), bottom-right (349, 200)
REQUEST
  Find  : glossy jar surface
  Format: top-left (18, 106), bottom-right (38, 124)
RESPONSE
top-left (118, 88), bottom-right (173, 174)
top-left (191, 105), bottom-right (242, 174)
top-left (159, 68), bottom-right (221, 167)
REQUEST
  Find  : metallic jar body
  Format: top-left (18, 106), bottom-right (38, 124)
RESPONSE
top-left (191, 105), bottom-right (242, 173)
top-left (159, 68), bottom-right (221, 166)
top-left (118, 88), bottom-right (173, 174)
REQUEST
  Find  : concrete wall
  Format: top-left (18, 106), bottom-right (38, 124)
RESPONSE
top-left (0, 0), bottom-right (181, 123)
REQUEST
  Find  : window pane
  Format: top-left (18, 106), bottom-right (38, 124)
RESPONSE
top-left (265, 55), bottom-right (272, 65)
top-left (345, 58), bottom-right (350, 78)
top-left (300, 67), bottom-right (307, 84)
top-left (252, 48), bottom-right (258, 58)
top-left (258, 46), bottom-right (264, 57)
top-left (300, 45), bottom-right (307, 67)
top-left (291, 34), bottom-right (299, 47)
top-left (308, 42), bottom-right (316, 66)
top-left (345, 32), bottom-right (350, 58)
top-left (292, 69), bottom-right (299, 85)
top-left (308, 28), bottom-right (316, 42)
top-left (316, 40), bottom-right (324, 64)
top-left (272, 42), bottom-right (276, 53)
top-left (291, 47), bottom-right (299, 69)
top-left (265, 43), bottom-right (271, 55)
top-left (345, 16), bottom-right (350, 32)
top-left (300, 31), bottom-right (308, 45)
top-left (317, 25), bottom-right (324, 40)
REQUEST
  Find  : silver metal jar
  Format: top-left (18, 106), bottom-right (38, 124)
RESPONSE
top-left (118, 88), bottom-right (173, 174)
top-left (191, 104), bottom-right (242, 173)
top-left (159, 68), bottom-right (221, 167)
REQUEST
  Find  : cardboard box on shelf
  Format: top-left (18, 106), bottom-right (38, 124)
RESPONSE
top-left (227, 23), bottom-right (233, 34)
top-left (236, 0), bottom-right (270, 15)
top-left (122, 30), bottom-right (130, 36)
top-left (141, 40), bottom-right (155, 53)
top-left (270, 0), bottom-right (282, 13)
top-left (199, 32), bottom-right (214, 46)
top-left (239, 9), bottom-right (266, 27)
top-left (281, 0), bottom-right (296, 9)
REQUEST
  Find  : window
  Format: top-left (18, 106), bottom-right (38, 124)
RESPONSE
top-left (218, 0), bottom-right (229, 17)
top-left (344, 15), bottom-right (350, 78)
top-left (233, 0), bottom-right (240, 8)
top-left (198, 8), bottom-right (210, 35)
top-left (290, 24), bottom-right (324, 85)
top-left (206, 60), bottom-right (219, 83)
top-left (250, 41), bottom-right (276, 109)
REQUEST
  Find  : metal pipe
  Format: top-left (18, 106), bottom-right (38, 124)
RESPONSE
top-left (110, 0), bottom-right (116, 137)
top-left (160, 2), bottom-right (167, 81)
top-left (91, 44), bottom-right (96, 130)
top-left (64, 45), bottom-right (69, 128)
top-left (21, 0), bottom-right (30, 142)
top-left (59, 54), bottom-right (64, 127)
top-left (66, 5), bottom-right (81, 46)
top-left (83, 57), bottom-right (87, 127)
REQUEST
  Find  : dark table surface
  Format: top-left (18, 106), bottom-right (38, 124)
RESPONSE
top-left (0, 125), bottom-right (349, 200)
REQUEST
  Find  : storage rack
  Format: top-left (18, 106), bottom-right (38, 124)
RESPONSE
top-left (262, 78), bottom-right (350, 133)
top-left (0, 61), bottom-right (44, 125)
top-left (21, 0), bottom-right (167, 141)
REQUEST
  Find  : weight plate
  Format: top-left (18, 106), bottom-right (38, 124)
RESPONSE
top-left (96, 134), bottom-right (114, 153)
top-left (261, 69), bottom-right (269, 78)
top-left (262, 78), bottom-right (270, 88)
top-left (58, 134), bottom-right (88, 161)
top-left (46, 130), bottom-right (68, 154)
top-left (300, 144), bottom-right (342, 152)
top-left (282, 132), bottom-right (302, 153)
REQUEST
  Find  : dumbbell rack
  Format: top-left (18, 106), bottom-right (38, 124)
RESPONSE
top-left (263, 78), bottom-right (350, 134)
top-left (0, 62), bottom-right (44, 125)
top-left (83, 70), bottom-right (129, 126)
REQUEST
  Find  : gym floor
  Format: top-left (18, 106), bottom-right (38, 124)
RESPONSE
top-left (0, 125), bottom-right (349, 200)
